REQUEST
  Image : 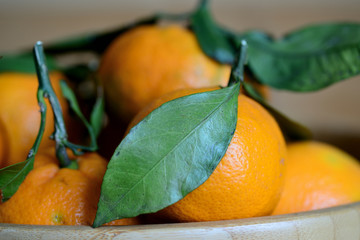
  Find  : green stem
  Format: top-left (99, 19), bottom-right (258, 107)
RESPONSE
top-left (26, 89), bottom-right (47, 159)
top-left (197, 0), bottom-right (209, 9)
top-left (229, 40), bottom-right (248, 86)
top-left (33, 41), bottom-right (72, 167)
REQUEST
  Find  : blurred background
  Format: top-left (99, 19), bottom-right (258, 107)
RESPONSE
top-left (1, 0), bottom-right (360, 157)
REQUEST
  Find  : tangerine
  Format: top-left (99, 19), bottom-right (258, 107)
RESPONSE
top-left (127, 88), bottom-right (286, 222)
top-left (272, 141), bottom-right (360, 215)
top-left (0, 148), bottom-right (140, 226)
top-left (0, 119), bottom-right (8, 168)
top-left (97, 24), bottom-right (231, 123)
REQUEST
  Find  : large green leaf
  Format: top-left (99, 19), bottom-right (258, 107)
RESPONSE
top-left (93, 82), bottom-right (239, 227)
top-left (242, 23), bottom-right (360, 91)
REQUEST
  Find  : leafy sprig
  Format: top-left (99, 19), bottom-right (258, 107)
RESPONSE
top-left (0, 42), bottom-right (103, 202)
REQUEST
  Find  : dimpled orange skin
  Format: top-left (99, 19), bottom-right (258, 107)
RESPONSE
top-left (0, 151), bottom-right (106, 225)
top-left (97, 24), bottom-right (231, 122)
top-left (127, 88), bottom-right (287, 222)
top-left (0, 149), bottom-right (140, 226)
top-left (0, 72), bottom-right (71, 168)
top-left (272, 141), bottom-right (360, 215)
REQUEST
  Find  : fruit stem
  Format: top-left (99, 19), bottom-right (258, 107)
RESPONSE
top-left (229, 40), bottom-right (248, 86)
top-left (33, 41), bottom-right (72, 168)
top-left (197, 0), bottom-right (209, 9)
top-left (26, 89), bottom-right (47, 159)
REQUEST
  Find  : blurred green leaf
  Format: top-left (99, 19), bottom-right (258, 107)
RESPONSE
top-left (0, 53), bottom-right (58, 73)
top-left (90, 94), bottom-right (105, 139)
top-left (60, 80), bottom-right (98, 152)
top-left (242, 23), bottom-right (360, 91)
top-left (44, 15), bottom-right (160, 54)
top-left (190, 0), bottom-right (235, 64)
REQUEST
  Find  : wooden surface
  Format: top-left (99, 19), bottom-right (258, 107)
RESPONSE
top-left (0, 201), bottom-right (360, 239)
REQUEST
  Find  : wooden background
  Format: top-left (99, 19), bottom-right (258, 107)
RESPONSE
top-left (1, 0), bottom-right (360, 157)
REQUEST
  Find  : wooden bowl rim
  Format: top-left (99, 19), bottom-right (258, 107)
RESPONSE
top-left (1, 201), bottom-right (360, 239)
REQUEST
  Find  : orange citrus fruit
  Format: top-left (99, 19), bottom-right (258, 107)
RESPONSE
top-left (97, 24), bottom-right (231, 123)
top-left (0, 119), bottom-right (8, 168)
top-left (0, 148), bottom-right (140, 226)
top-left (272, 141), bottom-right (360, 215)
top-left (0, 72), bottom-right (72, 168)
top-left (127, 88), bottom-right (286, 222)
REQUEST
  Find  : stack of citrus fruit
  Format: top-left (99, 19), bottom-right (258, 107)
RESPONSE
top-left (0, 147), bottom-right (140, 226)
top-left (0, 69), bottom-right (141, 226)
top-left (96, 24), bottom-right (267, 158)
top-left (1, 20), bottom-right (360, 229)
top-left (97, 24), bottom-right (269, 122)
top-left (97, 25), bottom-right (231, 123)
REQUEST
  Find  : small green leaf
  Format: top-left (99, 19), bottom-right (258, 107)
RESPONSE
top-left (93, 82), bottom-right (240, 227)
top-left (66, 160), bottom-right (79, 170)
top-left (190, 0), bottom-right (235, 64)
top-left (0, 158), bottom-right (35, 202)
top-left (0, 53), bottom-right (58, 73)
top-left (243, 82), bottom-right (312, 140)
top-left (242, 23), bottom-right (360, 91)
top-left (59, 80), bottom-right (98, 153)
top-left (90, 95), bottom-right (105, 139)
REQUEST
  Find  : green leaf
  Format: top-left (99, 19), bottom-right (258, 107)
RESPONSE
top-left (90, 95), bottom-right (105, 139)
top-left (44, 10), bottom-right (195, 55)
top-left (242, 23), bottom-right (360, 91)
top-left (243, 82), bottom-right (312, 140)
top-left (93, 82), bottom-right (240, 227)
top-left (59, 80), bottom-right (98, 153)
top-left (0, 158), bottom-right (35, 202)
top-left (190, 0), bottom-right (235, 64)
top-left (0, 53), bottom-right (58, 73)
top-left (44, 15), bottom-right (160, 54)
